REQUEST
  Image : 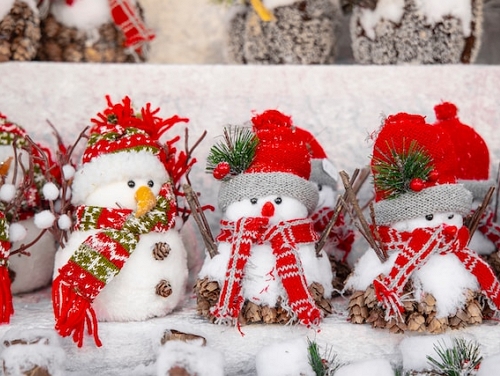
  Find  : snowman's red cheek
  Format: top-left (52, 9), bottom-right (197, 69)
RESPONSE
top-left (261, 201), bottom-right (275, 217)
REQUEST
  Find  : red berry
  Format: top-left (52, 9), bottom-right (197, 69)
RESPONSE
top-left (409, 178), bottom-right (425, 192)
top-left (213, 162), bottom-right (231, 180)
top-left (428, 170), bottom-right (439, 182)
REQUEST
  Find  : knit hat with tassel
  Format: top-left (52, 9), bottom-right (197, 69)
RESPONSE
top-left (371, 112), bottom-right (472, 226)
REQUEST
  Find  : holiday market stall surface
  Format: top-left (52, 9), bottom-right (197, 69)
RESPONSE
top-left (1, 63), bottom-right (500, 375)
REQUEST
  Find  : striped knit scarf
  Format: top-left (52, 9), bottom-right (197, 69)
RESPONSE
top-left (478, 207), bottom-right (500, 249)
top-left (212, 217), bottom-right (321, 327)
top-left (109, 0), bottom-right (155, 54)
top-left (52, 183), bottom-right (176, 347)
top-left (373, 224), bottom-right (500, 320)
top-left (311, 207), bottom-right (355, 261)
top-left (0, 213), bottom-right (13, 324)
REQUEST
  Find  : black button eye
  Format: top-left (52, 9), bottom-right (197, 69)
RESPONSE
top-left (250, 198), bottom-right (258, 204)
top-left (318, 184), bottom-right (323, 191)
top-left (147, 180), bottom-right (154, 188)
top-left (425, 214), bottom-right (434, 221)
top-left (128, 180), bottom-right (135, 188)
top-left (274, 197), bottom-right (282, 205)
top-left (448, 214), bottom-right (454, 220)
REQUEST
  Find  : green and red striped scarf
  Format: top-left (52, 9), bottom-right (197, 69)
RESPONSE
top-left (52, 182), bottom-right (176, 347)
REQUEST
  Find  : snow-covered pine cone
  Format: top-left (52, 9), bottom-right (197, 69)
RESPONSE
top-left (37, 3), bottom-right (147, 63)
top-left (226, 0), bottom-right (342, 64)
top-left (348, 285), bottom-right (485, 334)
top-left (350, 0), bottom-right (483, 64)
top-left (0, 0), bottom-right (41, 62)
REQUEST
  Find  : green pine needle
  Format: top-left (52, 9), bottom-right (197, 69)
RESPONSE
top-left (426, 338), bottom-right (483, 376)
top-left (372, 139), bottom-right (434, 199)
top-left (307, 338), bottom-right (343, 376)
top-left (206, 125), bottom-right (258, 177)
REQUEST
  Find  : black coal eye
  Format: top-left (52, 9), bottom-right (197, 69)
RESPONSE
top-left (128, 180), bottom-right (135, 188)
top-left (147, 180), bottom-right (154, 188)
top-left (274, 197), bottom-right (282, 204)
top-left (250, 198), bottom-right (258, 204)
top-left (448, 214), bottom-right (454, 220)
top-left (317, 184), bottom-right (323, 191)
top-left (425, 214), bottom-right (434, 221)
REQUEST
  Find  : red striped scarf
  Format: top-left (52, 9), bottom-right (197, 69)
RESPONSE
top-left (0, 213), bottom-right (13, 324)
top-left (212, 217), bottom-right (321, 327)
top-left (373, 225), bottom-right (500, 319)
top-left (52, 183), bottom-right (176, 347)
top-left (478, 208), bottom-right (500, 250)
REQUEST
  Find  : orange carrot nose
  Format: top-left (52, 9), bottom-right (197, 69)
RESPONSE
top-left (261, 201), bottom-right (275, 217)
top-left (134, 186), bottom-right (156, 218)
top-left (443, 225), bottom-right (457, 239)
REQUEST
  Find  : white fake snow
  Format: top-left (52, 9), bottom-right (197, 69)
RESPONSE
top-left (263, 0), bottom-right (299, 9)
top-left (0, 183), bottom-right (16, 202)
top-left (0, 0), bottom-right (15, 20)
top-left (50, 0), bottom-right (113, 30)
top-left (399, 334), bottom-right (455, 372)
top-left (62, 164), bottom-right (75, 180)
top-left (42, 182), bottom-right (60, 201)
top-left (335, 358), bottom-right (394, 376)
top-left (360, 0), bottom-right (473, 40)
top-left (255, 337), bottom-right (314, 376)
top-left (34, 210), bottom-right (55, 229)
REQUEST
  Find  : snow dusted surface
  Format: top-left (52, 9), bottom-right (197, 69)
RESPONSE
top-left (1, 63), bottom-right (500, 374)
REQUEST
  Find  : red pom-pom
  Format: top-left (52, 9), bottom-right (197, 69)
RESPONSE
top-left (409, 178), bottom-right (425, 192)
top-left (213, 162), bottom-right (231, 180)
top-left (434, 102), bottom-right (457, 121)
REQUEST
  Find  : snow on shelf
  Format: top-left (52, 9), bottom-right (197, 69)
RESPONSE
top-left (1, 62), bottom-right (500, 375)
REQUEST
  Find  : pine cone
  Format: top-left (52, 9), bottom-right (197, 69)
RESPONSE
top-left (0, 0), bottom-right (40, 62)
top-left (153, 242), bottom-right (171, 260)
top-left (160, 329), bottom-right (207, 346)
top-left (155, 279), bottom-right (173, 298)
top-left (194, 277), bottom-right (220, 318)
top-left (329, 256), bottom-right (352, 296)
top-left (309, 281), bottom-right (333, 315)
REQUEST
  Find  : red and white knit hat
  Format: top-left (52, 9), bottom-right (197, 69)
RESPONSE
top-left (371, 112), bottom-right (472, 226)
top-left (71, 96), bottom-right (188, 204)
top-left (214, 110), bottom-right (319, 214)
top-left (433, 101), bottom-right (493, 201)
top-left (294, 126), bottom-right (338, 190)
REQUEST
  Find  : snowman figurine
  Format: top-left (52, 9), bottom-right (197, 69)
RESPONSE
top-left (345, 112), bottom-right (500, 333)
top-left (433, 102), bottom-right (499, 257)
top-left (0, 114), bottom-right (59, 299)
top-left (52, 96), bottom-right (189, 347)
top-left (196, 109), bottom-right (333, 328)
top-left (37, 0), bottom-right (154, 62)
top-left (294, 126), bottom-right (356, 293)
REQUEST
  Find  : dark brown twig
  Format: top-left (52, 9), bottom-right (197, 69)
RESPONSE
top-left (183, 183), bottom-right (218, 258)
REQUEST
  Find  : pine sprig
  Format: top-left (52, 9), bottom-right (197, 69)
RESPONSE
top-left (307, 338), bottom-right (343, 376)
top-left (426, 338), bottom-right (482, 376)
top-left (206, 125), bottom-right (258, 178)
top-left (372, 139), bottom-right (434, 199)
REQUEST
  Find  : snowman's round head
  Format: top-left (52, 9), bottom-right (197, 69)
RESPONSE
top-left (313, 182), bottom-right (336, 209)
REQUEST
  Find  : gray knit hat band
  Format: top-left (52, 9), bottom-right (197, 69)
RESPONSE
top-left (374, 184), bottom-right (473, 226)
top-left (459, 179), bottom-right (495, 202)
top-left (218, 172), bottom-right (319, 214)
top-left (310, 159), bottom-right (338, 189)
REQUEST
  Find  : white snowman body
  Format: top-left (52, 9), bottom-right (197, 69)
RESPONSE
top-left (53, 151), bottom-right (188, 322)
top-left (346, 211), bottom-right (478, 318)
top-left (0, 145), bottom-right (57, 294)
top-left (199, 194), bottom-right (333, 306)
top-left (50, 0), bottom-right (114, 30)
top-left (467, 200), bottom-right (497, 255)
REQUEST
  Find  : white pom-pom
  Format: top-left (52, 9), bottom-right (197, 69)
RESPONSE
top-left (62, 164), bottom-right (75, 180)
top-left (34, 210), bottom-right (56, 229)
top-left (42, 182), bottom-right (60, 201)
top-left (0, 183), bottom-right (16, 202)
top-left (9, 223), bottom-right (27, 243)
top-left (57, 214), bottom-right (72, 230)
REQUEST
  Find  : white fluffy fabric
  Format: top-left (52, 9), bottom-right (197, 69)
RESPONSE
top-left (335, 358), bottom-right (394, 376)
top-left (71, 150), bottom-right (169, 205)
top-left (50, 0), bottom-right (113, 30)
top-left (156, 340), bottom-right (224, 376)
top-left (255, 337), bottom-right (314, 376)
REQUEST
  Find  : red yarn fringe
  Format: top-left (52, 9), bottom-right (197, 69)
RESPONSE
top-left (52, 276), bottom-right (102, 347)
top-left (0, 266), bottom-right (13, 324)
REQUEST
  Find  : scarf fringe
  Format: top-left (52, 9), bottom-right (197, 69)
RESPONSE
top-left (0, 265), bottom-right (13, 324)
top-left (52, 276), bottom-right (102, 348)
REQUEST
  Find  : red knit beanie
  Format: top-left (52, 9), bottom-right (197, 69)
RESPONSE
top-left (371, 112), bottom-right (472, 225)
top-left (215, 110), bottom-right (319, 214)
top-left (433, 101), bottom-right (492, 200)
